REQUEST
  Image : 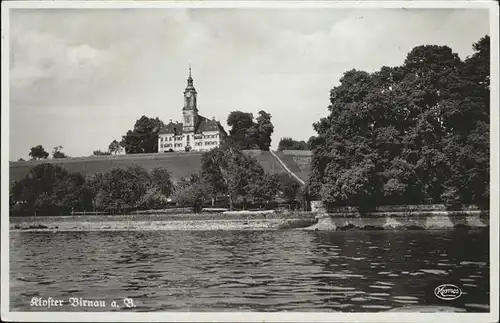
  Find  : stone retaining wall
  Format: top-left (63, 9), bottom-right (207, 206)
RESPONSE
top-left (304, 211), bottom-right (489, 231)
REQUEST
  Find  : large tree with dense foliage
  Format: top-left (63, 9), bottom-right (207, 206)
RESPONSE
top-left (29, 145), bottom-right (49, 160)
top-left (92, 165), bottom-right (151, 213)
top-left (199, 146), bottom-right (271, 210)
top-left (308, 36), bottom-right (490, 210)
top-left (253, 110), bottom-right (275, 150)
top-left (226, 110), bottom-right (274, 150)
top-left (227, 111), bottom-right (255, 149)
top-left (200, 148), bottom-right (228, 204)
top-left (121, 116), bottom-right (165, 154)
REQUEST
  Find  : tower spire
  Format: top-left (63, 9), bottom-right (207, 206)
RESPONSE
top-left (187, 63), bottom-right (193, 87)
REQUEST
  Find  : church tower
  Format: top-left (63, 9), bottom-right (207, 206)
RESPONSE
top-left (182, 65), bottom-right (198, 133)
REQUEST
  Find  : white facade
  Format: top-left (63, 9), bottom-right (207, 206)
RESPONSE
top-left (158, 130), bottom-right (222, 152)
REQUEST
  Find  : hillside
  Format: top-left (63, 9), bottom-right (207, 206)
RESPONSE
top-left (9, 150), bottom-right (311, 185)
top-left (273, 150), bottom-right (312, 182)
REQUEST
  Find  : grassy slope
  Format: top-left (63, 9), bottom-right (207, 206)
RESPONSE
top-left (273, 150), bottom-right (312, 182)
top-left (9, 150), bottom-right (310, 184)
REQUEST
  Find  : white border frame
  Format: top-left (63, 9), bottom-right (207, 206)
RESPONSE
top-left (1, 1), bottom-right (498, 322)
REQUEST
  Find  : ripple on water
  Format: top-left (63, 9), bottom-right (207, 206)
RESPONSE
top-left (393, 296), bottom-right (419, 304)
top-left (409, 272), bottom-right (425, 276)
top-left (374, 281), bottom-right (395, 286)
top-left (369, 285), bottom-right (393, 290)
top-left (320, 286), bottom-right (356, 291)
top-left (420, 269), bottom-right (449, 275)
top-left (460, 261), bottom-right (487, 266)
top-left (369, 292), bottom-right (390, 296)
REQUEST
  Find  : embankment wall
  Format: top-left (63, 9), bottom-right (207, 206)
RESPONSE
top-left (305, 203), bottom-right (489, 231)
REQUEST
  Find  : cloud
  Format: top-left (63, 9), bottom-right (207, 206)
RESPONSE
top-left (8, 8), bottom-right (490, 160)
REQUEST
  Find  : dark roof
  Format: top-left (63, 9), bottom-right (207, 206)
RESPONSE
top-left (159, 115), bottom-right (227, 135)
top-left (195, 115), bottom-right (219, 133)
top-left (159, 121), bottom-right (183, 135)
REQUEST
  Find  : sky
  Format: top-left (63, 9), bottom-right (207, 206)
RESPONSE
top-left (8, 7), bottom-right (490, 160)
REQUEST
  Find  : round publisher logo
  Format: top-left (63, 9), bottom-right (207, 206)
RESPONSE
top-left (434, 284), bottom-right (462, 300)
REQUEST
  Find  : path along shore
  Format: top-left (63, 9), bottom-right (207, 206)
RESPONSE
top-left (9, 208), bottom-right (489, 232)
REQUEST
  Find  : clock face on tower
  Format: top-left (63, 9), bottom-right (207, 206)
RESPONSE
top-left (186, 92), bottom-right (192, 98)
top-left (186, 116), bottom-right (191, 124)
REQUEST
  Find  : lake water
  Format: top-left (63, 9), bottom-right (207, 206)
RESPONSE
top-left (10, 229), bottom-right (490, 312)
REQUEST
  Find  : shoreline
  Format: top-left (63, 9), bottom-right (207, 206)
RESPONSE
top-left (9, 210), bottom-right (489, 232)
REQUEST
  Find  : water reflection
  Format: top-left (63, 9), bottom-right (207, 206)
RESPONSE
top-left (10, 229), bottom-right (489, 312)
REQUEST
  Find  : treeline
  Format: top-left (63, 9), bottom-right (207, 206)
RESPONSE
top-left (277, 137), bottom-right (315, 151)
top-left (20, 140), bottom-right (123, 162)
top-left (23, 145), bottom-right (69, 161)
top-left (307, 36), bottom-right (490, 210)
top-left (9, 164), bottom-right (175, 216)
top-left (10, 145), bottom-right (302, 216)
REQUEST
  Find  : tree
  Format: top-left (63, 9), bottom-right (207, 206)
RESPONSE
top-left (52, 145), bottom-right (68, 159)
top-left (278, 137), bottom-right (309, 151)
top-left (121, 116), bottom-right (165, 154)
top-left (253, 110), bottom-right (274, 150)
top-left (279, 175), bottom-right (302, 204)
top-left (248, 173), bottom-right (280, 209)
top-left (150, 167), bottom-right (174, 197)
top-left (226, 110), bottom-right (275, 150)
top-left (173, 182), bottom-right (210, 213)
top-left (29, 145), bottom-right (49, 160)
top-left (439, 35), bottom-right (490, 207)
top-left (96, 166), bottom-right (151, 213)
top-left (200, 148), bottom-right (228, 205)
top-left (108, 140), bottom-right (122, 155)
top-left (307, 36), bottom-right (490, 210)
top-left (307, 136), bottom-right (318, 150)
top-left (200, 146), bottom-right (267, 210)
top-left (88, 172), bottom-right (105, 212)
top-left (93, 150), bottom-right (111, 156)
top-left (227, 111), bottom-right (255, 149)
